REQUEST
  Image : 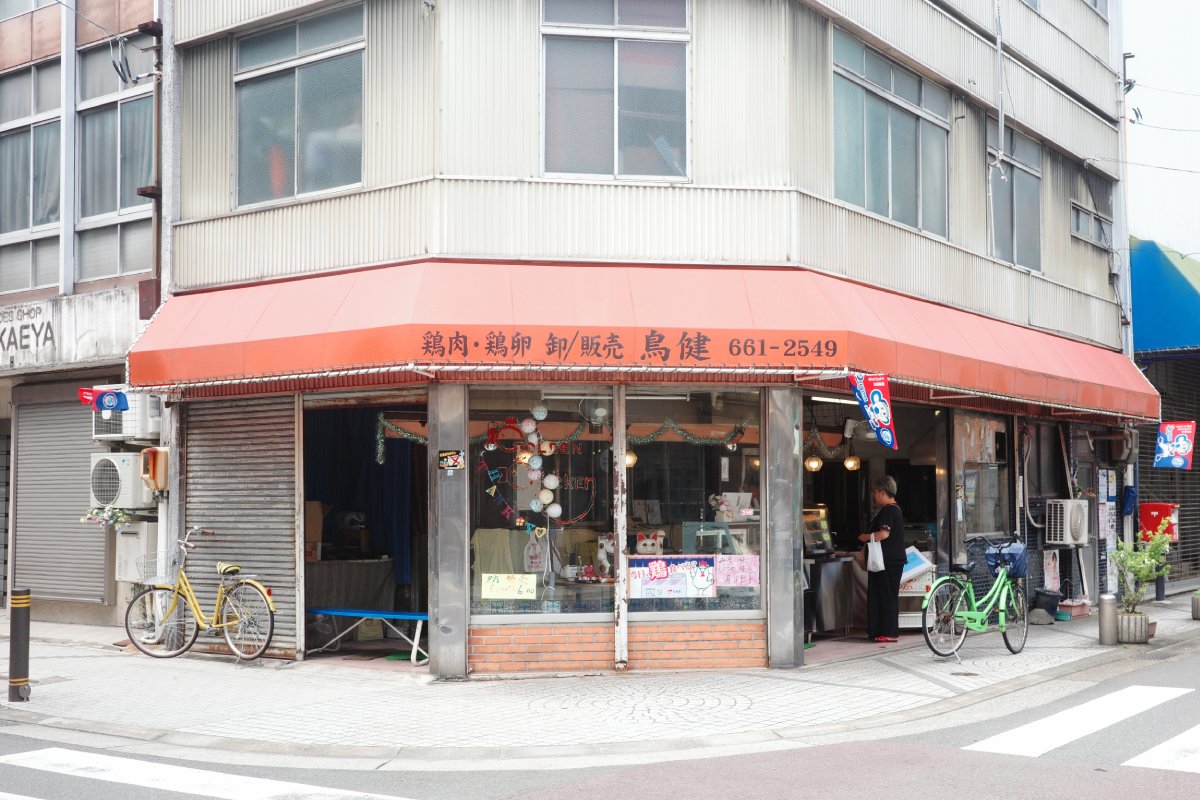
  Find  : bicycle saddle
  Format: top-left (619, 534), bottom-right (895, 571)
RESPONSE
top-left (216, 562), bottom-right (241, 575)
top-left (949, 561), bottom-right (975, 574)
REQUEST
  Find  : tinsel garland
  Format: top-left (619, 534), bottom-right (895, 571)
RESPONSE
top-left (805, 424), bottom-right (844, 458)
top-left (625, 418), bottom-right (749, 447)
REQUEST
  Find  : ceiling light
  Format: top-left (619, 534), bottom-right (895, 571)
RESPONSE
top-left (810, 396), bottom-right (860, 406)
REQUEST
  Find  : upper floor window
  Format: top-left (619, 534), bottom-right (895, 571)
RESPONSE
top-left (1072, 205), bottom-right (1112, 249)
top-left (234, 4), bottom-right (364, 207)
top-left (832, 29), bottom-right (950, 237)
top-left (0, 0), bottom-right (54, 23)
top-left (1082, 0), bottom-right (1107, 17)
top-left (542, 0), bottom-right (688, 179)
top-left (988, 124), bottom-right (1041, 270)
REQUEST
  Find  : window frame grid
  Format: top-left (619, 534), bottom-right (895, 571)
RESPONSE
top-left (832, 64), bottom-right (951, 238)
top-left (0, 231), bottom-right (58, 295)
top-left (232, 4), bottom-right (367, 210)
top-left (74, 218), bottom-right (153, 283)
top-left (75, 95), bottom-right (156, 225)
top-left (987, 145), bottom-right (1042, 271)
top-left (540, 11), bottom-right (692, 183)
top-left (1070, 202), bottom-right (1113, 250)
top-left (0, 119), bottom-right (61, 243)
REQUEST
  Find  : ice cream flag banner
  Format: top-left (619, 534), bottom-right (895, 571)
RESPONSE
top-left (1153, 421), bottom-right (1195, 470)
top-left (849, 373), bottom-right (898, 450)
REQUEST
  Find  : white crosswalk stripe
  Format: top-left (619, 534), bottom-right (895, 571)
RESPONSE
top-left (0, 748), bottom-right (414, 800)
top-left (1124, 721), bottom-right (1200, 774)
top-left (964, 685), bottom-right (1193, 757)
top-left (0, 792), bottom-right (43, 800)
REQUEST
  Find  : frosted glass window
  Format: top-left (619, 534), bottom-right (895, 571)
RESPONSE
top-left (545, 0), bottom-right (614, 25)
top-left (0, 0), bottom-right (31, 20)
top-left (239, 27), bottom-right (297, 71)
top-left (0, 69), bottom-right (31, 124)
top-left (1072, 207), bottom-right (1089, 236)
top-left (1096, 218), bottom-right (1112, 246)
top-left (618, 40), bottom-right (685, 177)
top-left (864, 50), bottom-right (890, 90)
top-left (893, 66), bottom-right (920, 105)
top-left (31, 121), bottom-right (58, 226)
top-left (922, 82), bottom-right (950, 120)
top-left (237, 71), bottom-right (297, 204)
top-left (79, 45), bottom-right (118, 101)
top-left (120, 220), bottom-right (153, 274)
top-left (833, 75), bottom-right (864, 207)
top-left (890, 108), bottom-right (918, 228)
top-left (1012, 131), bottom-right (1041, 170)
top-left (123, 36), bottom-right (157, 84)
top-left (34, 60), bottom-right (59, 113)
top-left (0, 244), bottom-right (30, 293)
top-left (119, 96), bottom-right (153, 209)
top-left (297, 52), bottom-right (363, 193)
top-left (0, 130), bottom-right (30, 234)
top-left (33, 237), bottom-right (57, 286)
top-left (991, 165), bottom-right (1014, 264)
top-left (80, 106), bottom-right (117, 217)
top-left (832, 28), bottom-right (864, 74)
top-left (920, 120), bottom-right (947, 237)
top-left (77, 226), bottom-right (119, 281)
top-left (618, 0), bottom-right (686, 28)
top-left (545, 37), bottom-right (614, 174)
top-left (299, 5), bottom-right (363, 53)
top-left (864, 94), bottom-right (889, 216)
top-left (1013, 168), bottom-right (1040, 269)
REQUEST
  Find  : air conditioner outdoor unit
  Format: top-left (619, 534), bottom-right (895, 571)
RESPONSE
top-left (91, 385), bottom-right (162, 442)
top-left (1046, 498), bottom-right (1090, 546)
top-left (90, 453), bottom-right (156, 510)
top-left (114, 522), bottom-right (158, 583)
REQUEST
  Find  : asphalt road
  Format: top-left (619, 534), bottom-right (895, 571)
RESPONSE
top-left (2, 646), bottom-right (1200, 799)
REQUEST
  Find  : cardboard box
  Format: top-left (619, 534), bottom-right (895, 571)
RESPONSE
top-left (354, 618), bottom-right (384, 641)
top-left (304, 501), bottom-right (326, 543)
top-left (304, 542), bottom-right (320, 562)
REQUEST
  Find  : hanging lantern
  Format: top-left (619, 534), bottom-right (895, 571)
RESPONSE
top-left (843, 441), bottom-right (860, 471)
top-left (804, 454), bottom-right (824, 472)
top-left (625, 449), bottom-right (638, 468)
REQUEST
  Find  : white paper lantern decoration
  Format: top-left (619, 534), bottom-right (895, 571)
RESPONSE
top-left (542, 474), bottom-right (560, 490)
top-left (520, 418), bottom-right (537, 434)
top-left (539, 441), bottom-right (556, 456)
top-left (538, 488), bottom-right (555, 505)
top-left (528, 454), bottom-right (544, 470)
top-left (527, 468), bottom-right (543, 482)
top-left (531, 404), bottom-right (548, 421)
top-left (526, 432), bottom-right (540, 445)
top-left (529, 499), bottom-right (544, 513)
top-left (546, 503), bottom-right (562, 519)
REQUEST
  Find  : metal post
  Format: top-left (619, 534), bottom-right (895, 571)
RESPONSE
top-left (8, 588), bottom-right (31, 701)
top-left (1154, 574), bottom-right (1166, 602)
top-left (1098, 593), bottom-right (1117, 646)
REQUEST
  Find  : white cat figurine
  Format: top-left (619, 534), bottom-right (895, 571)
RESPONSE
top-left (635, 530), bottom-right (665, 555)
top-left (596, 532), bottom-right (615, 577)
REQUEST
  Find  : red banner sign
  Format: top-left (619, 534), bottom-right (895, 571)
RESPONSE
top-left (849, 373), bottom-right (898, 450)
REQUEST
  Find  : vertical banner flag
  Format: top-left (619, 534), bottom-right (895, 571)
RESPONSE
top-left (1153, 421), bottom-right (1195, 470)
top-left (849, 373), bottom-right (899, 450)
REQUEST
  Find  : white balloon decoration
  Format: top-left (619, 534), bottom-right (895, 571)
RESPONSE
top-left (527, 468), bottom-right (543, 482)
top-left (538, 488), bottom-right (555, 505)
top-left (542, 474), bottom-right (560, 490)
top-left (546, 503), bottom-right (562, 519)
top-left (531, 404), bottom-right (548, 421)
top-left (528, 455), bottom-right (544, 470)
top-left (519, 418), bottom-right (537, 434)
top-left (529, 499), bottom-right (544, 513)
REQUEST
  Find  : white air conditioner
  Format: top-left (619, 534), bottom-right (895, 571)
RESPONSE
top-left (1046, 498), bottom-right (1090, 546)
top-left (90, 453), bottom-right (156, 509)
top-left (115, 522), bottom-right (158, 583)
top-left (92, 385), bottom-right (162, 443)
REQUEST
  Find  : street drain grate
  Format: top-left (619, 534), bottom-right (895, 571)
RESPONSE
top-left (1137, 652), bottom-right (1174, 661)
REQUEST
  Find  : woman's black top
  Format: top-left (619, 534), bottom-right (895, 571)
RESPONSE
top-left (869, 503), bottom-right (906, 565)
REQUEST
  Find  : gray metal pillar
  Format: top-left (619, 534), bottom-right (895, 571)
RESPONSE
top-left (427, 384), bottom-right (469, 678)
top-left (766, 387), bottom-right (804, 668)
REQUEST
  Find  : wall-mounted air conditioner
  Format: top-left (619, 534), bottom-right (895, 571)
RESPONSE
top-left (91, 384), bottom-right (162, 443)
top-left (115, 522), bottom-right (158, 583)
top-left (90, 453), bottom-right (156, 510)
top-left (1046, 498), bottom-right (1089, 546)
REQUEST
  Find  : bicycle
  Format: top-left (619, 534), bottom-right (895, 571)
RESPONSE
top-left (921, 536), bottom-right (1029, 659)
top-left (124, 526), bottom-right (277, 660)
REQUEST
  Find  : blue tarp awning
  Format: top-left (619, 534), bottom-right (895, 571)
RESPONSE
top-left (1132, 239), bottom-right (1200, 352)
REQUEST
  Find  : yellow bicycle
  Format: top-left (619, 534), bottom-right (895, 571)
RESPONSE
top-left (124, 526), bottom-right (277, 660)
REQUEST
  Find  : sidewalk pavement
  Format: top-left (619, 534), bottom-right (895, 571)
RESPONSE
top-left (2, 600), bottom-right (1199, 770)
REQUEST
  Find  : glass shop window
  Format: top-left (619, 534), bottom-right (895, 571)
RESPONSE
top-left (953, 412), bottom-right (1010, 558)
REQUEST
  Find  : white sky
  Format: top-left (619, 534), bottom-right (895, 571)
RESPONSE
top-left (1123, 0), bottom-right (1200, 257)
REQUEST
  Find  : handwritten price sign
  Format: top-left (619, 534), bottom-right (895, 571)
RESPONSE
top-left (481, 573), bottom-right (537, 600)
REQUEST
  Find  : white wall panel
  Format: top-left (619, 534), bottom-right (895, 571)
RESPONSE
top-left (1035, 0), bottom-right (1110, 60)
top-left (949, 95), bottom-right (989, 253)
top-left (1040, 149), bottom-right (1113, 298)
top-left (1028, 275), bottom-right (1120, 348)
top-left (180, 40), bottom-right (233, 221)
top-left (365, 0), bottom-right (435, 184)
top-left (177, 0), bottom-right (333, 43)
top-left (789, 2), bottom-right (833, 195)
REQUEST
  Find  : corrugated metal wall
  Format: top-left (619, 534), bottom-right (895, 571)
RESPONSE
top-left (366, 0), bottom-right (436, 184)
top-left (0, 433), bottom-right (8, 598)
top-left (13, 403), bottom-right (109, 603)
top-left (789, 2), bottom-right (832, 196)
top-left (948, 96), bottom-right (989, 254)
top-left (177, 0), bottom-right (329, 43)
top-left (1039, 149), bottom-right (1114, 299)
top-left (1027, 0), bottom-right (1110, 61)
top-left (183, 397), bottom-right (300, 657)
top-left (180, 39), bottom-right (233, 221)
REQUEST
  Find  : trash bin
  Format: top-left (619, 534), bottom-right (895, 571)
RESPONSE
top-left (1033, 588), bottom-right (1061, 616)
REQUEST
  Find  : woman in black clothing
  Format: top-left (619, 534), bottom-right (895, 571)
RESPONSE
top-left (859, 475), bottom-right (905, 642)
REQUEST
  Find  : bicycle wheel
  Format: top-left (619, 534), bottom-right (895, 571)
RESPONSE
top-left (1002, 583), bottom-right (1029, 654)
top-left (124, 587), bottom-right (199, 658)
top-left (922, 580), bottom-right (968, 657)
top-left (220, 582), bottom-right (275, 660)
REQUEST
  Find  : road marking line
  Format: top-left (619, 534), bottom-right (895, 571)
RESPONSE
top-left (964, 685), bottom-right (1193, 757)
top-left (0, 792), bottom-right (43, 800)
top-left (1124, 721), bottom-right (1200, 773)
top-left (0, 748), bottom-right (413, 800)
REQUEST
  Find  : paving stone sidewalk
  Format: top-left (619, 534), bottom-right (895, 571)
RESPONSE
top-left (1, 601), bottom-right (1197, 760)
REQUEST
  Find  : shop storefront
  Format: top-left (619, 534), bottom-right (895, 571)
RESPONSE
top-left (127, 260), bottom-right (1159, 675)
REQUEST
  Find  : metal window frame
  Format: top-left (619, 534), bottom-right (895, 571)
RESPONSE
top-left (76, 37), bottom-right (155, 108)
top-left (540, 2), bottom-right (693, 183)
top-left (76, 95), bottom-right (155, 222)
top-left (0, 232), bottom-right (58, 294)
top-left (1069, 201), bottom-right (1112, 249)
top-left (74, 216), bottom-right (154, 283)
top-left (986, 125), bottom-right (1043, 272)
top-left (0, 60), bottom-right (62, 134)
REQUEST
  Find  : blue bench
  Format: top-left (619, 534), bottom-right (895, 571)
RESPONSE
top-left (306, 607), bottom-right (429, 665)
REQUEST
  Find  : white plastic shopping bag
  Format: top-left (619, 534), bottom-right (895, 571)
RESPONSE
top-left (866, 533), bottom-right (885, 572)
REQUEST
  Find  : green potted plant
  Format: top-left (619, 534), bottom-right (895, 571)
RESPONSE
top-left (1112, 519), bottom-right (1171, 643)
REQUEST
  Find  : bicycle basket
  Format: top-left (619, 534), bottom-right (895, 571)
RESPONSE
top-left (986, 542), bottom-right (1027, 579)
top-left (135, 553), bottom-right (177, 583)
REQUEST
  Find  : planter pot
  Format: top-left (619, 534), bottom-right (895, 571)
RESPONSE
top-left (1148, 620), bottom-right (1157, 639)
top-left (1117, 612), bottom-right (1150, 644)
top-left (1192, 595), bottom-right (1200, 620)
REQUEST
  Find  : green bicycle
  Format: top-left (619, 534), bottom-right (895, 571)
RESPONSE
top-left (921, 536), bottom-right (1028, 658)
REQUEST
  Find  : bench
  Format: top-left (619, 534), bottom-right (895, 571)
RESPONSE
top-left (306, 607), bottom-right (429, 665)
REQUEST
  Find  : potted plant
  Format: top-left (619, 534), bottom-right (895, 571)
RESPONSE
top-left (80, 504), bottom-right (134, 530)
top-left (1111, 520), bottom-right (1171, 643)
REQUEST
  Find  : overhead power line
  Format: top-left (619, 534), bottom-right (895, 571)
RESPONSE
top-left (1087, 156), bottom-right (1200, 176)
top-left (1134, 82), bottom-right (1200, 99)
top-left (1129, 120), bottom-right (1200, 133)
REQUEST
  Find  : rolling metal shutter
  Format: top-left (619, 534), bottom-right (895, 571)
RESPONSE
top-left (183, 397), bottom-right (300, 657)
top-left (13, 403), bottom-right (109, 602)
top-left (0, 433), bottom-right (9, 598)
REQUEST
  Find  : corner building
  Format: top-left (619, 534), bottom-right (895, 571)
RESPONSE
top-left (129, 0), bottom-right (1157, 674)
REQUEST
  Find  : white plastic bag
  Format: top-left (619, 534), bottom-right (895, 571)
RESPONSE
top-left (866, 534), bottom-right (885, 572)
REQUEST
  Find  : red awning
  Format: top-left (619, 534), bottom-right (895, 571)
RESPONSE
top-left (128, 260), bottom-right (1159, 420)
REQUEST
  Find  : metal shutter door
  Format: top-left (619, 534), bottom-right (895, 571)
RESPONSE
top-left (14, 403), bottom-right (108, 602)
top-left (184, 397), bottom-right (299, 657)
top-left (0, 433), bottom-right (9, 598)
